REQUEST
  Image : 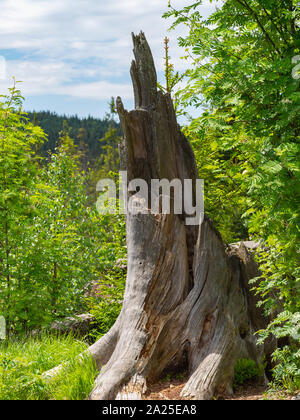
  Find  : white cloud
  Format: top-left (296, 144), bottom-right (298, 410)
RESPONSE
top-left (0, 0), bottom-right (215, 105)
top-left (0, 58), bottom-right (134, 100)
top-left (63, 81), bottom-right (133, 100)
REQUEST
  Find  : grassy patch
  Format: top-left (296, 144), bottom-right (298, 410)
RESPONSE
top-left (0, 334), bottom-right (97, 400)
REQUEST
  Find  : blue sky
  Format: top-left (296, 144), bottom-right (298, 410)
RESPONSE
top-left (0, 0), bottom-right (215, 120)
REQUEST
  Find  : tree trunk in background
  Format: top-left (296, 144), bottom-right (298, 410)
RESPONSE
top-left (88, 32), bottom-right (274, 400)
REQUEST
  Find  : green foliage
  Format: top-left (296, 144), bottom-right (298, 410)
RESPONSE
top-left (257, 311), bottom-right (300, 344)
top-left (270, 346), bottom-right (300, 392)
top-left (158, 37), bottom-right (184, 113)
top-left (87, 268), bottom-right (126, 341)
top-left (165, 0), bottom-right (300, 389)
top-left (0, 334), bottom-right (96, 400)
top-left (0, 85), bottom-right (127, 335)
top-left (0, 89), bottom-right (126, 399)
top-left (85, 197), bottom-right (126, 341)
top-left (184, 121), bottom-right (249, 242)
top-left (94, 127), bottom-right (121, 179)
top-left (256, 311), bottom-right (300, 391)
top-left (234, 358), bottom-right (264, 389)
top-left (0, 355), bottom-right (48, 400)
top-left (0, 82), bottom-right (47, 335)
top-left (48, 351), bottom-right (97, 400)
top-left (31, 133), bottom-right (99, 323)
top-left (86, 149), bottom-right (126, 341)
top-left (88, 98), bottom-right (121, 190)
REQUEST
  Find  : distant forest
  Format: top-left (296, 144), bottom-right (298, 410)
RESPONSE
top-left (27, 111), bottom-right (120, 166)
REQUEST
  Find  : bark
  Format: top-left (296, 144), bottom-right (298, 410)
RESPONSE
top-left (88, 32), bottom-right (273, 400)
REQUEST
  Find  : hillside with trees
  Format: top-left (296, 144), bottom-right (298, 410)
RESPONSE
top-left (26, 110), bottom-right (121, 168)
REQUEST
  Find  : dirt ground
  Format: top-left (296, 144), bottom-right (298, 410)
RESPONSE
top-left (144, 377), bottom-right (298, 400)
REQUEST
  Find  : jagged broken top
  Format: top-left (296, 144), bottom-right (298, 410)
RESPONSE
top-left (130, 31), bottom-right (158, 109)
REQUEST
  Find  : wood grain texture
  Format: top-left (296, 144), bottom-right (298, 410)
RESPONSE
top-left (87, 32), bottom-right (273, 400)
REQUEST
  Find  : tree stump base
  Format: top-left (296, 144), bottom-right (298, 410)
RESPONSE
top-left (88, 32), bottom-right (274, 400)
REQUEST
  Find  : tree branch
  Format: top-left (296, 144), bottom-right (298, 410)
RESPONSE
top-left (235, 0), bottom-right (282, 55)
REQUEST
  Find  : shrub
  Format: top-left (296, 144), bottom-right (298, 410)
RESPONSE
top-left (234, 358), bottom-right (264, 389)
top-left (256, 311), bottom-right (300, 391)
top-left (270, 346), bottom-right (300, 392)
top-left (87, 269), bottom-right (126, 341)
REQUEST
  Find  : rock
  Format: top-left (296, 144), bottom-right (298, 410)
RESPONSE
top-left (50, 314), bottom-right (95, 336)
top-left (30, 313), bottom-right (96, 338)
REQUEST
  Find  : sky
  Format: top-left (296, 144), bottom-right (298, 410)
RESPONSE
top-left (0, 0), bottom-right (215, 120)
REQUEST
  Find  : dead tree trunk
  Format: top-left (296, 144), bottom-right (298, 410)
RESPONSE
top-left (89, 32), bottom-right (273, 400)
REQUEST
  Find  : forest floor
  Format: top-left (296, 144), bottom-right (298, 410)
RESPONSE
top-left (144, 376), bottom-right (297, 400)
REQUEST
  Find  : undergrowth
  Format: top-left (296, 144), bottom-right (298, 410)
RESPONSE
top-left (0, 333), bottom-right (97, 400)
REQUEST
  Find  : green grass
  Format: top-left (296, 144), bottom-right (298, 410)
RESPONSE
top-left (0, 334), bottom-right (98, 400)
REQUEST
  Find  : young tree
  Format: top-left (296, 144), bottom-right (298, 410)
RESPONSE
top-left (0, 82), bottom-right (46, 335)
top-left (158, 37), bottom-right (184, 113)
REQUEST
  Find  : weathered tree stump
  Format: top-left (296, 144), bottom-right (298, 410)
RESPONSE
top-left (88, 32), bottom-right (273, 400)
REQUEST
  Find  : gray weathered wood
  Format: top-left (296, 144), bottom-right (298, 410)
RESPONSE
top-left (88, 32), bottom-right (274, 400)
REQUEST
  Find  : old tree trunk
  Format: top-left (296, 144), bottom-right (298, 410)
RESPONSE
top-left (87, 32), bottom-right (272, 400)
